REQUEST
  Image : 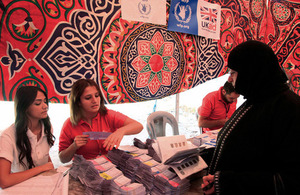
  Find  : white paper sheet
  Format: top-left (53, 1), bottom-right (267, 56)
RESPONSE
top-left (0, 171), bottom-right (69, 195)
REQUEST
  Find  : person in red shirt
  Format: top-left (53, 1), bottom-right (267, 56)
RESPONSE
top-left (197, 81), bottom-right (239, 133)
top-left (59, 79), bottom-right (143, 163)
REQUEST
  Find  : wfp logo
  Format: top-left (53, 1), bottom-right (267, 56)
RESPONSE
top-left (174, 2), bottom-right (192, 23)
top-left (138, 1), bottom-right (151, 15)
top-left (200, 6), bottom-right (218, 31)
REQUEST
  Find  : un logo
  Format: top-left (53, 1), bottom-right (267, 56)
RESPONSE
top-left (174, 2), bottom-right (192, 23)
top-left (138, 1), bottom-right (151, 15)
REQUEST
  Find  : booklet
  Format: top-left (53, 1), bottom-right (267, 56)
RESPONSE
top-left (154, 135), bottom-right (207, 179)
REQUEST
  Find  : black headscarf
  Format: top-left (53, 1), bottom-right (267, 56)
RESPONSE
top-left (227, 40), bottom-right (288, 103)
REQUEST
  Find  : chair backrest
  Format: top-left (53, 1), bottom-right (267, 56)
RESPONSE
top-left (146, 111), bottom-right (179, 139)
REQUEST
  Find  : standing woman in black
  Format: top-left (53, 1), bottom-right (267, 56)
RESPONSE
top-left (202, 40), bottom-right (300, 195)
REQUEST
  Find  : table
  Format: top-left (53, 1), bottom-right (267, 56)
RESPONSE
top-left (67, 168), bottom-right (206, 195)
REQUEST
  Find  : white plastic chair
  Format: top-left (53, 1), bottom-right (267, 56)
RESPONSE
top-left (146, 111), bottom-right (179, 139)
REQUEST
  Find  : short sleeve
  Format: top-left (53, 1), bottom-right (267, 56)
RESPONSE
top-left (106, 110), bottom-right (128, 130)
top-left (199, 95), bottom-right (213, 118)
top-left (58, 119), bottom-right (74, 152)
top-left (0, 127), bottom-right (15, 163)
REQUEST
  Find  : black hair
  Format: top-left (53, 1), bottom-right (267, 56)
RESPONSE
top-left (223, 81), bottom-right (236, 94)
top-left (14, 86), bottom-right (55, 169)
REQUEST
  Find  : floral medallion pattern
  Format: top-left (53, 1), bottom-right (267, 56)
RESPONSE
top-left (1, 0), bottom-right (300, 102)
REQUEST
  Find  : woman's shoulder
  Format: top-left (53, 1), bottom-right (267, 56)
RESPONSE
top-left (61, 118), bottom-right (73, 128)
top-left (0, 124), bottom-right (16, 140)
top-left (102, 109), bottom-right (120, 116)
top-left (103, 109), bottom-right (128, 120)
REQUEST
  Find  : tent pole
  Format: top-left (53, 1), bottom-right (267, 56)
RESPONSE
top-left (175, 93), bottom-right (179, 122)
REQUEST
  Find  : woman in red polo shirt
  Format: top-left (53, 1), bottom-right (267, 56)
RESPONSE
top-left (58, 79), bottom-right (143, 163)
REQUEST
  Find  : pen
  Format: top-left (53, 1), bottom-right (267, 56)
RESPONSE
top-left (51, 168), bottom-right (70, 195)
top-left (57, 168), bottom-right (70, 187)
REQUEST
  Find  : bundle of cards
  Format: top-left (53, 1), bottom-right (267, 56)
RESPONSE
top-left (80, 163), bottom-right (104, 188)
top-left (85, 180), bottom-right (111, 195)
top-left (93, 161), bottom-right (116, 173)
top-left (191, 129), bottom-right (219, 149)
top-left (146, 138), bottom-right (155, 147)
top-left (110, 175), bottom-right (131, 194)
top-left (118, 152), bottom-right (133, 172)
top-left (133, 138), bottom-right (148, 149)
top-left (88, 156), bottom-right (116, 173)
top-left (69, 154), bottom-right (86, 178)
top-left (151, 163), bottom-right (170, 175)
top-left (152, 169), bottom-right (178, 194)
top-left (107, 149), bottom-right (125, 166)
top-left (99, 167), bottom-right (123, 180)
top-left (171, 177), bottom-right (191, 194)
top-left (135, 163), bottom-right (154, 191)
top-left (147, 142), bottom-right (162, 163)
top-left (134, 153), bottom-right (152, 162)
top-left (120, 182), bottom-right (146, 195)
top-left (119, 145), bottom-right (148, 156)
top-left (123, 158), bottom-right (142, 181)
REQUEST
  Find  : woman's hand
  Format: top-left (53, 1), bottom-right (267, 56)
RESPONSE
top-left (201, 174), bottom-right (215, 195)
top-left (41, 162), bottom-right (54, 172)
top-left (103, 129), bottom-right (125, 151)
top-left (73, 134), bottom-right (89, 150)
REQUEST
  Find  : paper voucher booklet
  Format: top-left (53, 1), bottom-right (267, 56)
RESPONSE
top-left (154, 135), bottom-right (208, 179)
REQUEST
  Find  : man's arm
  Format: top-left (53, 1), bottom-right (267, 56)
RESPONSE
top-left (198, 115), bottom-right (227, 129)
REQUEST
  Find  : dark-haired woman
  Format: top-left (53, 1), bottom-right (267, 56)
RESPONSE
top-left (0, 86), bottom-right (55, 188)
top-left (59, 79), bottom-right (143, 163)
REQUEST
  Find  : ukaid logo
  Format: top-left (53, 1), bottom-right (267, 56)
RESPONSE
top-left (197, 0), bottom-right (221, 39)
top-left (168, 0), bottom-right (221, 40)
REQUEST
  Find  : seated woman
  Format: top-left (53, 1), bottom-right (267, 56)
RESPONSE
top-left (59, 79), bottom-right (143, 163)
top-left (0, 86), bottom-right (55, 188)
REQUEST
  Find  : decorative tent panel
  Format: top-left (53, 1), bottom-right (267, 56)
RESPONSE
top-left (0, 0), bottom-right (299, 104)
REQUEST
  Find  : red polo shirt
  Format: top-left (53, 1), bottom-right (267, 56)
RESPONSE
top-left (198, 87), bottom-right (237, 133)
top-left (59, 109), bottom-right (127, 159)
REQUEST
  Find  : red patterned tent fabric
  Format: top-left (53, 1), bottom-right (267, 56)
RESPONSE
top-left (0, 0), bottom-right (299, 104)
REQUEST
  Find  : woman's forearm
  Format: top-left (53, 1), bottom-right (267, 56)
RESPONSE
top-left (121, 118), bottom-right (143, 135)
top-left (0, 159), bottom-right (54, 189)
top-left (58, 143), bottom-right (77, 163)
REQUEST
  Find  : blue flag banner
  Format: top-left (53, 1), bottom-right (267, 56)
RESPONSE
top-left (168, 0), bottom-right (221, 39)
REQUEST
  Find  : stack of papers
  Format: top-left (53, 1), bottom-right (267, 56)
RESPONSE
top-left (110, 175), bottom-right (131, 194)
top-left (133, 137), bottom-right (148, 149)
top-left (107, 148), bottom-right (192, 193)
top-left (191, 129), bottom-right (219, 149)
top-left (120, 182), bottom-right (147, 195)
top-left (107, 148), bottom-right (126, 166)
top-left (123, 158), bottom-right (142, 181)
top-left (70, 154), bottom-right (146, 194)
top-left (151, 169), bottom-right (191, 194)
top-left (147, 141), bottom-right (162, 162)
top-left (135, 163), bottom-right (155, 191)
top-left (151, 163), bottom-right (170, 175)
